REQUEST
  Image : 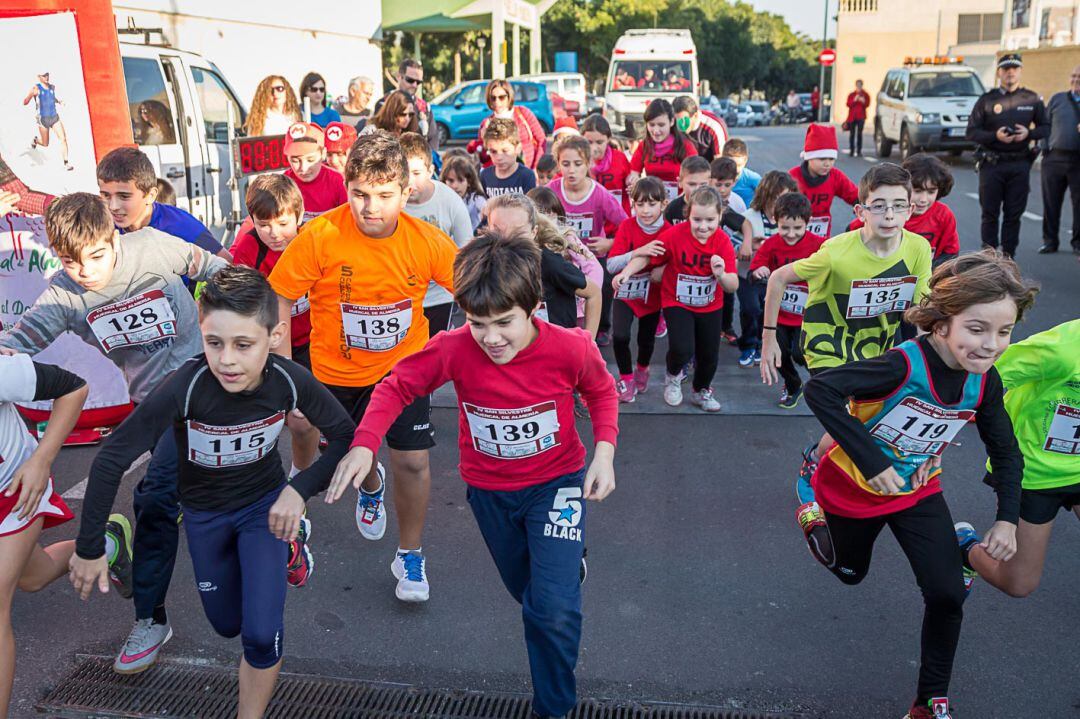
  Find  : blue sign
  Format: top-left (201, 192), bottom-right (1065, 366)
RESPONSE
top-left (554, 52), bottom-right (578, 73)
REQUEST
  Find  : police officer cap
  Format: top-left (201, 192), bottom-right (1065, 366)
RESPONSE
top-left (997, 53), bottom-right (1023, 69)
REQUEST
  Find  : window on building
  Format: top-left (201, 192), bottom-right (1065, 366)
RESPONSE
top-left (958, 13), bottom-right (1003, 44)
top-left (1013, 0), bottom-right (1030, 29)
top-left (839, 0), bottom-right (878, 11)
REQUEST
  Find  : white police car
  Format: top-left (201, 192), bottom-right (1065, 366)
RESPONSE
top-left (874, 57), bottom-right (985, 160)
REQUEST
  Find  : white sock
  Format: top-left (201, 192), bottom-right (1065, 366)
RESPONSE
top-left (104, 533), bottom-right (118, 562)
top-left (397, 546), bottom-right (422, 556)
top-left (289, 465), bottom-right (301, 479)
top-left (361, 475), bottom-right (384, 496)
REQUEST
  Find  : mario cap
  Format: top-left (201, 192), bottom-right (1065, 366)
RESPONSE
top-left (801, 123), bottom-right (838, 161)
top-left (283, 122), bottom-right (325, 155)
top-left (552, 116), bottom-right (580, 138)
top-left (324, 121), bottom-right (358, 154)
top-left (997, 53), bottom-right (1023, 69)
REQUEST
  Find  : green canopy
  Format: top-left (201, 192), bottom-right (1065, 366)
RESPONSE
top-left (382, 0), bottom-right (553, 33)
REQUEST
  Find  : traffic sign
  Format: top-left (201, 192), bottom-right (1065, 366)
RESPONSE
top-left (819, 49), bottom-right (837, 66)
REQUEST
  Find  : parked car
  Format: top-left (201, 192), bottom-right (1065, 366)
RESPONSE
top-left (700, 95), bottom-right (738, 127)
top-left (513, 72), bottom-right (586, 116)
top-left (430, 80), bottom-right (554, 144)
top-left (735, 101), bottom-right (769, 126)
top-left (797, 93), bottom-right (816, 122)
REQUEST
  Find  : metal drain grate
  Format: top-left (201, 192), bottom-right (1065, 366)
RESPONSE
top-left (38, 656), bottom-right (801, 719)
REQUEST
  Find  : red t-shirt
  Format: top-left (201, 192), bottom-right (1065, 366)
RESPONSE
top-left (846, 90), bottom-right (870, 122)
top-left (651, 222), bottom-right (736, 313)
top-left (846, 201), bottom-right (959, 259)
top-left (610, 217), bottom-right (668, 317)
top-left (788, 164), bottom-right (859, 238)
top-left (591, 148), bottom-right (633, 215)
top-left (630, 137), bottom-right (698, 197)
top-left (749, 232), bottom-right (826, 327)
top-left (231, 230), bottom-right (311, 347)
top-left (351, 321), bottom-right (618, 491)
top-left (285, 165), bottom-right (348, 223)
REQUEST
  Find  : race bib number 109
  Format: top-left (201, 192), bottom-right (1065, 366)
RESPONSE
top-left (464, 402), bottom-right (560, 459)
top-left (187, 411), bottom-right (286, 467)
top-left (86, 290), bottom-right (177, 351)
top-left (846, 276), bottom-right (917, 319)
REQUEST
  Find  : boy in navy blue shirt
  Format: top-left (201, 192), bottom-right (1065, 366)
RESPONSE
top-left (97, 147), bottom-right (232, 263)
top-left (479, 118), bottom-right (537, 198)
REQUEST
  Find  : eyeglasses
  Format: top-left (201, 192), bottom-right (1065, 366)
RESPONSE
top-left (271, 85), bottom-right (286, 93)
top-left (402, 75), bottom-right (421, 85)
top-left (865, 201), bottom-right (911, 215)
top-left (310, 86), bottom-right (326, 93)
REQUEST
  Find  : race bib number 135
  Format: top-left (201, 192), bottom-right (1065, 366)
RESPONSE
top-left (846, 276), bottom-right (917, 319)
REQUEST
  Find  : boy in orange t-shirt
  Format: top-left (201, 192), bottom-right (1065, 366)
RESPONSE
top-left (269, 131), bottom-right (457, 603)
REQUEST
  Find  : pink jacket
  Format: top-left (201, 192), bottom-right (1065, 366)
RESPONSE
top-left (478, 106), bottom-right (548, 169)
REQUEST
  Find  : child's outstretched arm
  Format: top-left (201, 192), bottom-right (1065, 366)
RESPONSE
top-left (577, 278), bottom-right (602, 339)
top-left (760, 264), bottom-right (802, 385)
top-left (577, 341), bottom-right (618, 501)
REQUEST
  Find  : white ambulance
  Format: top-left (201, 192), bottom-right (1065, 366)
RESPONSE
top-left (602, 29), bottom-right (700, 138)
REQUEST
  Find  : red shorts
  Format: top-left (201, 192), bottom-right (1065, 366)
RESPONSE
top-left (0, 478), bottom-right (73, 537)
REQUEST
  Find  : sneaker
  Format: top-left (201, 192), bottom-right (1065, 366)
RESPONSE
top-left (633, 365), bottom-right (650, 393)
top-left (663, 373), bottom-right (683, 406)
top-left (287, 517), bottom-right (314, 588)
top-left (721, 330), bottom-right (738, 345)
top-left (690, 387), bottom-right (721, 412)
top-left (573, 393), bottom-right (591, 418)
top-left (796, 501), bottom-right (834, 567)
top-left (615, 379), bottom-right (636, 403)
top-left (390, 550), bottom-right (430, 602)
top-left (904, 697), bottom-right (953, 719)
top-left (355, 462), bottom-right (388, 540)
top-left (798, 442), bottom-right (820, 491)
top-left (753, 349), bottom-right (762, 365)
top-left (105, 514), bottom-right (134, 599)
top-left (113, 618), bottom-right (173, 674)
top-left (681, 359), bottom-right (694, 382)
top-left (654, 316), bottom-right (668, 338)
top-left (738, 349), bottom-right (755, 367)
top-left (595, 331), bottom-right (611, 347)
top-left (954, 522), bottom-right (981, 596)
top-left (778, 387), bottom-right (803, 410)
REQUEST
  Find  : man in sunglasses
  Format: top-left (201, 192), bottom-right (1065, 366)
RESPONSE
top-left (374, 59), bottom-right (439, 151)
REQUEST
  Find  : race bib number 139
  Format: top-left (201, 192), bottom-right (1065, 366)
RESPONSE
top-left (464, 402), bottom-right (560, 459)
top-left (86, 290), bottom-right (177, 351)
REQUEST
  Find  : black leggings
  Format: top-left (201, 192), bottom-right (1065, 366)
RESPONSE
top-left (822, 493), bottom-right (966, 705)
top-left (848, 118), bottom-right (865, 154)
top-left (775, 324), bottom-right (806, 395)
top-left (664, 306), bottom-right (722, 391)
top-left (611, 302), bottom-right (660, 375)
top-left (597, 263), bottom-right (615, 335)
top-left (721, 291), bottom-right (735, 334)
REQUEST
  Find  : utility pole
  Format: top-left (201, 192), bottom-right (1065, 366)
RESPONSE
top-left (818, 0), bottom-right (828, 122)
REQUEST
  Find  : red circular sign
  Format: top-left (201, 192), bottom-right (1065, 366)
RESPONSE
top-left (819, 49), bottom-right (837, 66)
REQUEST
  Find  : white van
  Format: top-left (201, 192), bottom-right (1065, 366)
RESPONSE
top-left (602, 29), bottom-right (699, 137)
top-left (119, 35), bottom-right (248, 241)
top-left (512, 72), bottom-right (587, 113)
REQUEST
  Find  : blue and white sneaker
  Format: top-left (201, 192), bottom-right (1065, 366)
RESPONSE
top-left (355, 461), bottom-right (387, 541)
top-left (954, 522), bottom-right (981, 596)
top-left (390, 550), bottom-right (430, 602)
top-left (738, 349), bottom-right (755, 367)
top-left (753, 349), bottom-right (762, 366)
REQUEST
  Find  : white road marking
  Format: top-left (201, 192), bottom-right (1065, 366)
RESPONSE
top-left (63, 451), bottom-right (151, 500)
top-left (737, 134), bottom-right (762, 142)
top-left (863, 155), bottom-right (877, 163)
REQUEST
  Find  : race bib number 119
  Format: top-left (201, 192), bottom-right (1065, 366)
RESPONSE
top-left (869, 397), bottom-right (973, 457)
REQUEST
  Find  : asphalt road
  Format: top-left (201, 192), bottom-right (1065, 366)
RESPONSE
top-left (9, 125), bottom-right (1080, 719)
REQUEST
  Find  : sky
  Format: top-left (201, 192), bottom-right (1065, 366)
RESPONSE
top-left (744, 0), bottom-right (838, 39)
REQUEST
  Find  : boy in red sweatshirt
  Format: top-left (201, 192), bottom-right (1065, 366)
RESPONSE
top-left (325, 232), bottom-right (617, 719)
top-left (789, 124), bottom-right (858, 238)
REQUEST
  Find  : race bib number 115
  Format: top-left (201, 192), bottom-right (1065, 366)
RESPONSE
top-left (187, 411), bottom-right (286, 468)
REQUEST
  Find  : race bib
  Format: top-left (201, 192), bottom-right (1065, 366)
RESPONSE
top-left (1043, 403), bottom-right (1080, 455)
top-left (464, 401), bottom-right (560, 459)
top-left (807, 216), bottom-right (830, 236)
top-left (187, 411), bottom-right (286, 468)
top-left (291, 294), bottom-right (310, 317)
top-left (86, 290), bottom-right (177, 352)
top-left (846, 276), bottom-right (918, 319)
top-left (565, 212), bottom-right (594, 239)
top-left (615, 272), bottom-right (651, 302)
top-left (675, 273), bottom-right (716, 307)
top-left (341, 299), bottom-right (412, 351)
top-left (780, 284), bottom-right (809, 316)
top-left (663, 181), bottom-right (680, 201)
top-left (869, 397), bottom-right (974, 457)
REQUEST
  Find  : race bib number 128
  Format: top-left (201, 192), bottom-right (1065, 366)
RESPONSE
top-left (86, 290), bottom-right (177, 351)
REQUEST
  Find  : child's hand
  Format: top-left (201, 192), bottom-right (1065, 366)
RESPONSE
top-left (325, 446), bottom-right (374, 504)
top-left (588, 236), bottom-right (613, 256)
top-left (631, 240), bottom-right (665, 259)
top-left (584, 442), bottom-right (616, 501)
top-left (751, 266), bottom-right (771, 281)
top-left (980, 520), bottom-right (1017, 561)
top-left (0, 190), bottom-right (20, 216)
top-left (7, 455), bottom-right (49, 521)
top-left (866, 466), bottom-right (907, 495)
top-left (611, 273), bottom-right (629, 291)
top-left (737, 242), bottom-right (754, 262)
top-left (759, 335), bottom-right (782, 385)
top-left (710, 254), bottom-right (726, 277)
top-left (911, 455), bottom-right (942, 489)
top-left (268, 485), bottom-right (306, 541)
top-left (69, 554), bottom-right (111, 600)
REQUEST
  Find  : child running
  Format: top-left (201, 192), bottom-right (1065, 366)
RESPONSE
top-left (613, 186), bottom-right (738, 412)
top-left (801, 251), bottom-right (1033, 719)
top-left (269, 131), bottom-right (458, 603)
top-left (956, 319), bottom-right (1078, 600)
top-left (788, 124), bottom-right (858, 238)
top-left (627, 99), bottom-right (698, 202)
top-left (0, 192), bottom-right (228, 673)
top-left (0, 355), bottom-right (132, 717)
top-left (760, 163), bottom-right (933, 561)
top-left (605, 177), bottom-right (669, 403)
top-left (440, 155), bottom-right (487, 232)
top-left (582, 114), bottom-right (632, 214)
top-left (70, 266), bottom-right (354, 719)
top-left (325, 231), bottom-right (617, 719)
top-left (748, 192), bottom-right (825, 408)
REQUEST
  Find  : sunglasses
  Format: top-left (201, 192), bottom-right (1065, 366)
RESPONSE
top-left (492, 93), bottom-right (509, 101)
top-left (310, 86), bottom-right (326, 93)
top-left (271, 85), bottom-right (286, 93)
top-left (402, 75), bottom-right (421, 85)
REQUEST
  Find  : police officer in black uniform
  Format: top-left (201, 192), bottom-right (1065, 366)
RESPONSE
top-left (966, 53), bottom-right (1050, 258)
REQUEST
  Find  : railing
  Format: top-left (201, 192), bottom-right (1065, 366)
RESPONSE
top-left (839, 0), bottom-right (878, 13)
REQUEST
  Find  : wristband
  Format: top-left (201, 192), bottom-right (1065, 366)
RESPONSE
top-left (762, 325), bottom-right (777, 331)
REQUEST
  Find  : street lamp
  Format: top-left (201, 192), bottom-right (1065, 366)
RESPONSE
top-left (478, 36), bottom-right (487, 79)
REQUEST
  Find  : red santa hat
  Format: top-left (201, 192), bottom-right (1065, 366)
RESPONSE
top-left (801, 123), bottom-right (838, 161)
top-left (552, 116), bottom-right (579, 138)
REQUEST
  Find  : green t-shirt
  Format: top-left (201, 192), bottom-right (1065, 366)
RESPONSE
top-left (792, 229), bottom-right (932, 369)
top-left (989, 320), bottom-right (1080, 490)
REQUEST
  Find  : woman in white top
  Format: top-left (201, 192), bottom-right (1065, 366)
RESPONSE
top-left (244, 75), bottom-right (301, 137)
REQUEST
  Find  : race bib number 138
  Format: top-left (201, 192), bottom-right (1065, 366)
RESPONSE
top-left (341, 299), bottom-right (412, 352)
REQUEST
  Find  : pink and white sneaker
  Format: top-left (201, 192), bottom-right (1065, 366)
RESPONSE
top-left (633, 365), bottom-right (650, 393)
top-left (615, 378), bottom-right (637, 403)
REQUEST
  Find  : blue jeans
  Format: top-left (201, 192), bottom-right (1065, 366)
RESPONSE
top-left (467, 470), bottom-right (587, 718)
top-left (737, 276), bottom-right (767, 351)
top-left (132, 428), bottom-right (181, 620)
top-left (183, 486), bottom-right (288, 669)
